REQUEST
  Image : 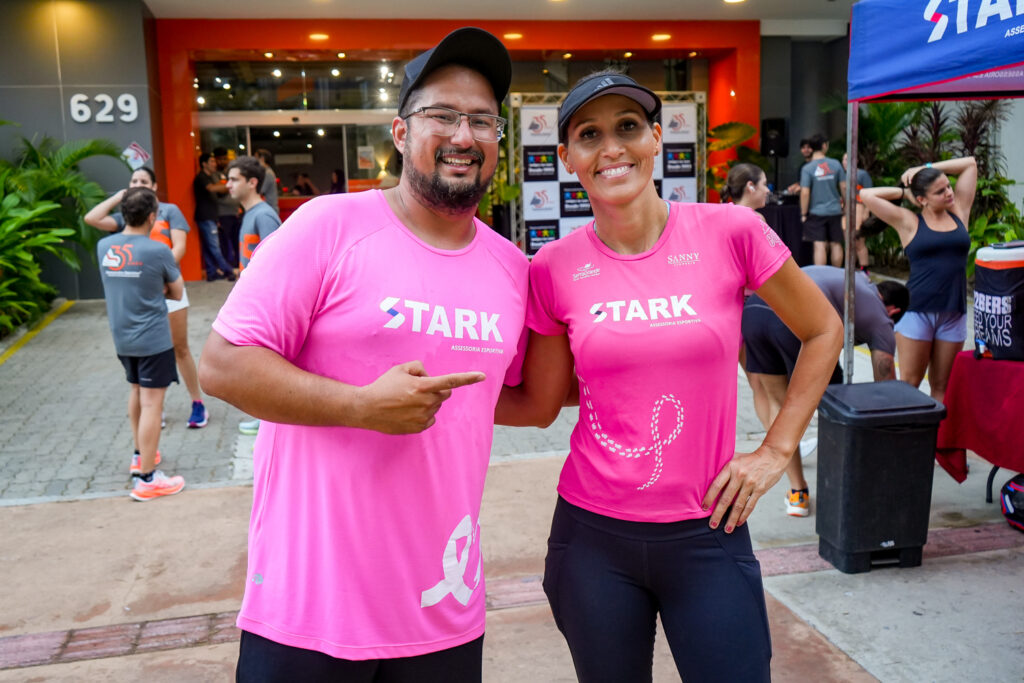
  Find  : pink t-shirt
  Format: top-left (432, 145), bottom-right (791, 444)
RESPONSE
top-left (213, 190), bottom-right (528, 660)
top-left (528, 202), bottom-right (790, 522)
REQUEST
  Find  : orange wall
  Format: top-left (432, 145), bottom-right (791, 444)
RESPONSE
top-left (155, 19), bottom-right (760, 278)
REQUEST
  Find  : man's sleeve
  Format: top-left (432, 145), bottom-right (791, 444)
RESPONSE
top-left (212, 200), bottom-right (330, 360)
top-left (256, 213), bottom-right (280, 239)
top-left (861, 171), bottom-right (873, 189)
top-left (799, 164), bottom-right (811, 188)
top-left (166, 205), bottom-right (190, 233)
top-left (111, 212), bottom-right (125, 232)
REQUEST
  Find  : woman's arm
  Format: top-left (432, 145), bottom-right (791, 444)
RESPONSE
top-left (494, 330), bottom-right (574, 427)
top-left (860, 187), bottom-right (918, 247)
top-left (169, 229), bottom-right (187, 264)
top-left (902, 156), bottom-right (977, 223)
top-left (702, 259), bottom-right (843, 532)
top-left (83, 189), bottom-right (126, 232)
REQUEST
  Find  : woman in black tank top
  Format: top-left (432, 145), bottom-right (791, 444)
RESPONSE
top-left (861, 156), bottom-right (977, 403)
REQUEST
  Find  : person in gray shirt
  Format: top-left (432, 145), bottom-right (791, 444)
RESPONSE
top-left (226, 155), bottom-right (283, 271)
top-left (800, 134), bottom-right (845, 267)
top-left (255, 149), bottom-right (279, 215)
top-left (741, 266), bottom-right (908, 517)
top-left (96, 187), bottom-right (187, 501)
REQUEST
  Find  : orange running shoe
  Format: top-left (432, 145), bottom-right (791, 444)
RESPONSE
top-left (786, 489), bottom-right (810, 517)
top-left (129, 450), bottom-right (161, 476)
top-left (130, 470), bottom-right (185, 501)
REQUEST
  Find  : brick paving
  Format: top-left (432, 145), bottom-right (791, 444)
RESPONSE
top-left (1, 522), bottom-right (1018, 672)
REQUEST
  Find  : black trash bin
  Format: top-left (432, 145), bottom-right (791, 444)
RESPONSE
top-left (815, 380), bottom-right (946, 573)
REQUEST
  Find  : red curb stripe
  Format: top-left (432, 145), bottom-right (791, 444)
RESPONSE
top-left (1, 524), bottom-right (1021, 671)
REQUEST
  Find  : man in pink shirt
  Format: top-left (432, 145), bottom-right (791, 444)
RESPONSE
top-left (199, 27), bottom-right (528, 682)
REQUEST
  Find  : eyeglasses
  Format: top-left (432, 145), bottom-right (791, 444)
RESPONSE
top-left (403, 106), bottom-right (506, 142)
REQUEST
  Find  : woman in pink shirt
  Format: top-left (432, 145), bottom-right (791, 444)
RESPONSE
top-left (497, 73), bottom-right (842, 682)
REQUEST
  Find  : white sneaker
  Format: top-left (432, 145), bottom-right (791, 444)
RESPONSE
top-left (238, 418), bottom-right (260, 436)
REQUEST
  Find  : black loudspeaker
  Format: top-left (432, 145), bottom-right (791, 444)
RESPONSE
top-left (761, 118), bottom-right (788, 158)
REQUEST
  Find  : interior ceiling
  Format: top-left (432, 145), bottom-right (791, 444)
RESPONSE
top-left (142, 0), bottom-right (856, 22)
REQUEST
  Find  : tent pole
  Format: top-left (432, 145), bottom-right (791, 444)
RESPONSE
top-left (843, 102), bottom-right (859, 383)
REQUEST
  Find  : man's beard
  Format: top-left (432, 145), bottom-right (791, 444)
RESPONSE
top-left (403, 143), bottom-right (494, 215)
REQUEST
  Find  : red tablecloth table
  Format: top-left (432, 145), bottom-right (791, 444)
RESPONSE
top-left (936, 351), bottom-right (1024, 494)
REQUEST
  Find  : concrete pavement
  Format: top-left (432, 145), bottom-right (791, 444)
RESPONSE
top-left (0, 280), bottom-right (1021, 681)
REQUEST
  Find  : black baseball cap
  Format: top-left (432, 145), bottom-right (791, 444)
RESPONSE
top-left (397, 27), bottom-right (511, 113)
top-left (557, 73), bottom-right (661, 142)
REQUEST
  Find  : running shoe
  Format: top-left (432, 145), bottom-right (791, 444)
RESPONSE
top-left (187, 401), bottom-right (208, 428)
top-left (786, 489), bottom-right (810, 517)
top-left (238, 418), bottom-right (260, 436)
top-left (130, 450), bottom-right (162, 476)
top-left (129, 470), bottom-right (185, 501)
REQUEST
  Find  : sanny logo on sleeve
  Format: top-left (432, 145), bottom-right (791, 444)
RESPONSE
top-left (590, 295), bottom-right (697, 323)
top-left (379, 297), bottom-right (502, 341)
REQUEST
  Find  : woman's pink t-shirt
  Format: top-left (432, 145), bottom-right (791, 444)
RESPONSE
top-left (528, 202), bottom-right (790, 522)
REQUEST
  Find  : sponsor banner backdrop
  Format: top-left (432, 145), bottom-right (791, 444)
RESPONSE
top-left (516, 101), bottom-right (697, 255)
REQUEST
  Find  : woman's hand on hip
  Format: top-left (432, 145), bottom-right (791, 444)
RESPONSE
top-left (702, 445), bottom-right (791, 533)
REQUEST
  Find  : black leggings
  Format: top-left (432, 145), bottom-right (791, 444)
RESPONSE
top-left (236, 631), bottom-right (483, 683)
top-left (543, 497), bottom-right (772, 683)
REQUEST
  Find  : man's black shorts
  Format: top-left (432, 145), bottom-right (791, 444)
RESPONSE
top-left (117, 347), bottom-right (178, 388)
top-left (742, 300), bottom-right (842, 383)
top-left (803, 214), bottom-right (843, 243)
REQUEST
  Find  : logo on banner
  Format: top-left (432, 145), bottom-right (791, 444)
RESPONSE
top-left (530, 190), bottom-right (552, 209)
top-left (528, 115), bottom-right (553, 135)
top-left (924, 0), bottom-right (1022, 43)
top-left (668, 185), bottom-right (689, 201)
top-left (668, 113), bottom-right (689, 132)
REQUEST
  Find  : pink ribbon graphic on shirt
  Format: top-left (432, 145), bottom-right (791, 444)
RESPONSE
top-left (421, 514), bottom-right (482, 608)
top-left (580, 376), bottom-right (684, 491)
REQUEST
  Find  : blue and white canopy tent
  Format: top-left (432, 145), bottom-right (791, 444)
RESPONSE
top-left (840, 0), bottom-right (1024, 379)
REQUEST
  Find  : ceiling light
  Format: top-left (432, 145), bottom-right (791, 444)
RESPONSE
top-left (238, 144), bottom-right (245, 150)
top-left (306, 143), bottom-right (313, 149)
top-left (379, 91), bottom-right (389, 102)
top-left (337, 52), bottom-right (346, 59)
top-left (273, 130), bottom-right (280, 137)
top-left (562, 52), bottom-right (572, 59)
top-left (380, 65), bottom-right (389, 78)
top-left (264, 52), bottom-right (273, 58)
top-left (272, 69), bottom-right (282, 78)
top-left (724, 0), bottom-right (746, 3)
top-left (689, 51), bottom-right (699, 57)
top-left (331, 68), bottom-right (340, 77)
top-left (214, 77), bottom-right (222, 84)
top-left (730, 89), bottom-right (736, 96)
top-left (504, 33), bottom-right (523, 40)
top-left (222, 82), bottom-right (230, 90)
top-left (309, 33), bottom-right (328, 41)
top-left (317, 128), bottom-right (325, 136)
top-left (652, 33), bottom-right (671, 41)
top-left (196, 96), bottom-right (205, 105)
top-left (624, 51), bottom-right (633, 58)
top-left (193, 83), bottom-right (198, 89)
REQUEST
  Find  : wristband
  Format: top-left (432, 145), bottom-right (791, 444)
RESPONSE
top-left (925, 162), bottom-right (933, 168)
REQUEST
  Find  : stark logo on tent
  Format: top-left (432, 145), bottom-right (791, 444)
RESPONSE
top-left (924, 0), bottom-right (1024, 43)
top-left (379, 297), bottom-right (503, 341)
